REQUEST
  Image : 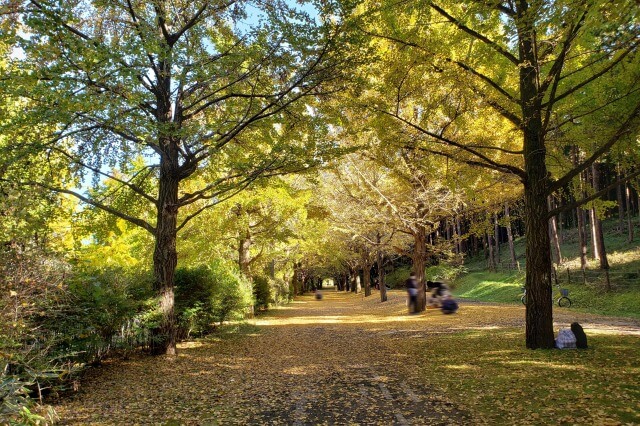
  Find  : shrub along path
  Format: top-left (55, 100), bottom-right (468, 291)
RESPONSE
top-left (54, 290), bottom-right (640, 425)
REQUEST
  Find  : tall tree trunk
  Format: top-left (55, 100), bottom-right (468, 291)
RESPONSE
top-left (627, 183), bottom-right (634, 242)
top-left (377, 233), bottom-right (387, 302)
top-left (152, 155), bottom-right (179, 356)
top-left (573, 148), bottom-right (588, 274)
top-left (363, 262), bottom-right (372, 297)
top-left (617, 165), bottom-right (625, 233)
top-left (505, 203), bottom-right (518, 270)
top-left (412, 225), bottom-right (427, 312)
top-left (519, 3), bottom-right (555, 349)
top-left (472, 233), bottom-right (479, 257)
top-left (589, 207), bottom-right (600, 260)
top-left (456, 216), bottom-right (463, 255)
top-left (487, 232), bottom-right (496, 271)
top-left (557, 210), bottom-right (564, 244)
top-left (493, 214), bottom-right (500, 263)
top-left (548, 196), bottom-right (562, 265)
top-left (577, 206), bottom-right (588, 273)
top-left (591, 163), bottom-right (611, 290)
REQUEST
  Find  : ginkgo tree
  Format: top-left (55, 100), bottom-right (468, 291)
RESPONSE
top-left (357, 0), bottom-right (640, 348)
top-left (1, 0), bottom-right (354, 355)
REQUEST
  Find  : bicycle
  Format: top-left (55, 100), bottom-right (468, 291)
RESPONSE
top-left (520, 285), bottom-right (571, 308)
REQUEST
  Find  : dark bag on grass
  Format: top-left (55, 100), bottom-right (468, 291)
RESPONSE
top-left (571, 322), bottom-right (588, 349)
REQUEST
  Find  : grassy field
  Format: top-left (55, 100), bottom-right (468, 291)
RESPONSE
top-left (403, 322), bottom-right (640, 425)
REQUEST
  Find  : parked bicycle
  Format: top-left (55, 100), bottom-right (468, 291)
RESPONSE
top-left (520, 285), bottom-right (571, 308)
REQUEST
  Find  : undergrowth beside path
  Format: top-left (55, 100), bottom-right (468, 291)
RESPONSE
top-left (53, 290), bottom-right (640, 425)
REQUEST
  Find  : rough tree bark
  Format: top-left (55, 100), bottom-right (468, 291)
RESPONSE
top-left (518, 1), bottom-right (555, 348)
top-left (152, 154), bottom-right (180, 355)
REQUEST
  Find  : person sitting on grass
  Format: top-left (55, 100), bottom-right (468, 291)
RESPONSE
top-left (441, 295), bottom-right (458, 314)
top-left (426, 280), bottom-right (451, 307)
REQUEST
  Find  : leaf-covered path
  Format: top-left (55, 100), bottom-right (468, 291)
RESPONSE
top-left (54, 291), bottom-right (640, 425)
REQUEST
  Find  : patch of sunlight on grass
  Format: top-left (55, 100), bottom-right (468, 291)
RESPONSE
top-left (283, 366), bottom-right (310, 375)
top-left (483, 350), bottom-right (519, 357)
top-left (178, 341), bottom-right (206, 349)
top-left (445, 364), bottom-right (477, 371)
top-left (501, 360), bottom-right (588, 371)
top-left (582, 327), bottom-right (640, 336)
top-left (463, 325), bottom-right (504, 331)
top-left (459, 280), bottom-right (517, 297)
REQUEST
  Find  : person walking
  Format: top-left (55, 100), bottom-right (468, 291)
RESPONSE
top-left (405, 272), bottom-right (419, 314)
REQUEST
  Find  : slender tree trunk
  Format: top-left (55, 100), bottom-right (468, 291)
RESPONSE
top-left (627, 184), bottom-right (634, 242)
top-left (493, 213), bottom-right (500, 263)
top-left (505, 203), bottom-right (518, 270)
top-left (617, 166), bottom-right (625, 233)
top-left (557, 210), bottom-right (564, 245)
top-left (548, 196), bottom-right (562, 265)
top-left (591, 163), bottom-right (611, 290)
top-left (377, 233), bottom-right (387, 302)
top-left (412, 225), bottom-right (427, 312)
top-left (473, 233), bottom-right (479, 257)
top-left (589, 207), bottom-right (600, 260)
top-left (577, 206), bottom-right (588, 273)
top-left (456, 216), bottom-right (463, 255)
top-left (487, 232), bottom-right (495, 271)
top-left (364, 262), bottom-right (372, 297)
top-left (573, 149), bottom-right (589, 275)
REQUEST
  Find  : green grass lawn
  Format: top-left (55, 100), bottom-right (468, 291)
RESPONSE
top-left (407, 328), bottom-right (640, 425)
top-left (451, 270), bottom-right (640, 319)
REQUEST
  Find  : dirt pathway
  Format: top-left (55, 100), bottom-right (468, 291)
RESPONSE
top-left (53, 291), bottom-right (639, 425)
